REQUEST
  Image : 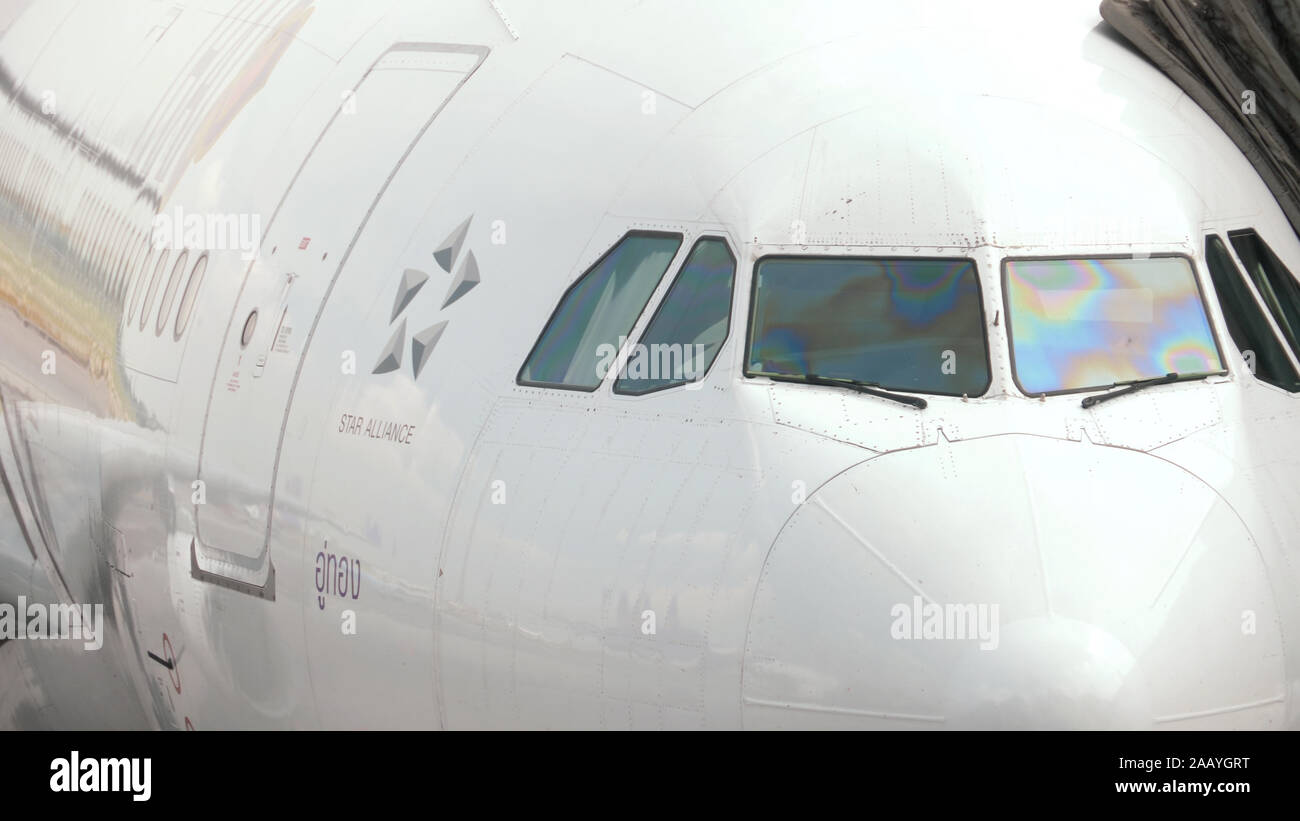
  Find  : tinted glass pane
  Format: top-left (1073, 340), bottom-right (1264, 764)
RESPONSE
top-left (1005, 256), bottom-right (1223, 394)
top-left (1228, 229), bottom-right (1300, 358)
top-left (748, 257), bottom-right (989, 396)
top-left (519, 233), bottom-right (680, 389)
top-left (1205, 235), bottom-right (1300, 390)
top-left (615, 238), bottom-right (735, 395)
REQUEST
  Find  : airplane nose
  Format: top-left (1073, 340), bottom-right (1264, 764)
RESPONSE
top-left (941, 616), bottom-right (1150, 729)
top-left (742, 434), bottom-right (1286, 729)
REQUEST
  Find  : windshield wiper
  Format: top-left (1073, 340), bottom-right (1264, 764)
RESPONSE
top-left (1080, 372), bottom-right (1204, 408)
top-left (767, 373), bottom-right (928, 409)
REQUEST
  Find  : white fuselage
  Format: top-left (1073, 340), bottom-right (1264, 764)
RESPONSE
top-left (0, 0), bottom-right (1297, 729)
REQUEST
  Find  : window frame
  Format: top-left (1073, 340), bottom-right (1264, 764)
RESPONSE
top-left (743, 253), bottom-right (993, 398)
top-left (138, 249), bottom-right (171, 333)
top-left (516, 229), bottom-right (684, 393)
top-left (126, 242), bottom-right (154, 326)
top-left (612, 234), bottom-right (737, 397)
top-left (1207, 231), bottom-right (1300, 394)
top-left (1000, 252), bottom-right (1228, 398)
top-left (174, 253), bottom-right (208, 340)
top-left (1226, 228), bottom-right (1300, 359)
top-left (155, 249), bottom-right (189, 336)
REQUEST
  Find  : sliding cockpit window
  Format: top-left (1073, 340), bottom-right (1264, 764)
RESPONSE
top-left (1228, 229), bottom-right (1300, 361)
top-left (745, 256), bottom-right (991, 396)
top-left (1003, 255), bottom-right (1226, 396)
top-left (518, 231), bottom-right (682, 391)
top-left (614, 237), bottom-right (736, 395)
top-left (1205, 235), bottom-right (1300, 391)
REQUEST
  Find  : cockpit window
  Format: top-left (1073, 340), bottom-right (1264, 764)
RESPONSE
top-left (1205, 234), bottom-right (1300, 390)
top-left (1004, 255), bottom-right (1225, 395)
top-left (519, 231), bottom-right (681, 390)
top-left (1228, 229), bottom-right (1300, 359)
top-left (746, 256), bottom-right (990, 396)
top-left (615, 237), bottom-right (736, 395)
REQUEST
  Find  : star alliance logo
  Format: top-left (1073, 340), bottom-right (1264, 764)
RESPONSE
top-left (373, 215), bottom-right (481, 378)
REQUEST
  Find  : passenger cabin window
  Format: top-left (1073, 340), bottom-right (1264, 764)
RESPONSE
top-left (155, 250), bottom-right (188, 336)
top-left (1004, 256), bottom-right (1224, 395)
top-left (1228, 229), bottom-right (1300, 360)
top-left (614, 237), bottom-right (736, 395)
top-left (518, 231), bottom-right (681, 390)
top-left (1205, 235), bottom-right (1300, 391)
top-left (174, 254), bottom-right (207, 339)
top-left (138, 250), bottom-right (170, 332)
top-left (747, 257), bottom-right (990, 396)
top-left (127, 245), bottom-right (153, 325)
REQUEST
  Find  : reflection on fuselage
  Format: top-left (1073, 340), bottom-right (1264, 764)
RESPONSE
top-left (0, 0), bottom-right (1297, 730)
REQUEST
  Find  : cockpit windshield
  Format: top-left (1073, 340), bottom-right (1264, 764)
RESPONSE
top-left (746, 256), bottom-right (990, 396)
top-left (1004, 256), bottom-right (1225, 395)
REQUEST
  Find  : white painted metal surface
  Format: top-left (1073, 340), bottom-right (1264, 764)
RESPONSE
top-left (0, 0), bottom-right (1296, 729)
